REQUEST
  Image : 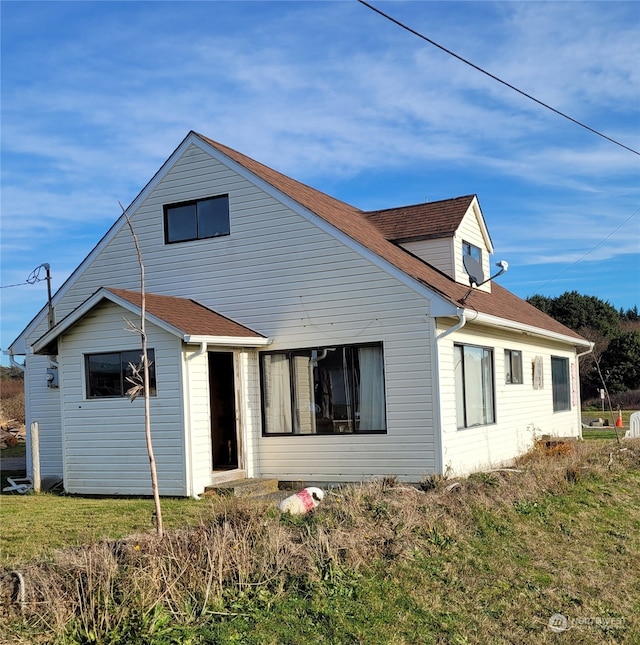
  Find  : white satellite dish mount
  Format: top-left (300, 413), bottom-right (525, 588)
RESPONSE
top-left (460, 256), bottom-right (509, 303)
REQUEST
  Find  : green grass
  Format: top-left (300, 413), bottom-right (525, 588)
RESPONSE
top-left (1, 440), bottom-right (640, 644)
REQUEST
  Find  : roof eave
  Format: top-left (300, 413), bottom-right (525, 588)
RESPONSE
top-left (461, 310), bottom-right (590, 347)
top-left (184, 334), bottom-right (271, 347)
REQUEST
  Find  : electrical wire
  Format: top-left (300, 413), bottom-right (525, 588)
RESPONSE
top-left (527, 206), bottom-right (640, 297)
top-left (357, 0), bottom-right (640, 156)
top-left (0, 264), bottom-right (49, 289)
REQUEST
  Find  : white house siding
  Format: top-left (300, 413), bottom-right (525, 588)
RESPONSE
top-left (436, 321), bottom-right (582, 476)
top-left (240, 349), bottom-right (262, 479)
top-left (454, 210), bottom-right (491, 292)
top-left (24, 351), bottom-right (63, 479)
top-left (43, 143), bottom-right (440, 483)
top-left (182, 346), bottom-right (212, 496)
top-left (400, 238), bottom-right (453, 277)
top-left (58, 301), bottom-right (187, 495)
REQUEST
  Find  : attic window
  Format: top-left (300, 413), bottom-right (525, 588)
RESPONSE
top-left (462, 240), bottom-right (481, 262)
top-left (164, 195), bottom-right (230, 243)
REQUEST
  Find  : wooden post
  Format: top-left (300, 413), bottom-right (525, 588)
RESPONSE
top-left (31, 421), bottom-right (41, 492)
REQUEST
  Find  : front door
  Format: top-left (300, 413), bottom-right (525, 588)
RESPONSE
top-left (208, 352), bottom-right (238, 470)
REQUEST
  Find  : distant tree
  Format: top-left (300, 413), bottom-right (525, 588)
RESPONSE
top-left (599, 331), bottom-right (640, 393)
top-left (527, 291), bottom-right (638, 397)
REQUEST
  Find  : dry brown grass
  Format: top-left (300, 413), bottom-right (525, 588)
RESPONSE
top-left (1, 439), bottom-right (639, 643)
top-left (0, 378), bottom-right (25, 426)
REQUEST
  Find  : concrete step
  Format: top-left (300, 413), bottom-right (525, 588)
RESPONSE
top-left (204, 477), bottom-right (279, 499)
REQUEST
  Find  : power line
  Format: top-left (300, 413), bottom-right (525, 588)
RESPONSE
top-left (0, 264), bottom-right (49, 289)
top-left (357, 0), bottom-right (640, 156)
top-left (527, 206), bottom-right (640, 297)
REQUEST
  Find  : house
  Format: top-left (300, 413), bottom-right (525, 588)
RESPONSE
top-left (8, 131), bottom-right (592, 496)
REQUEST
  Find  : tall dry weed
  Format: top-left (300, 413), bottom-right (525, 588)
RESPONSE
top-left (1, 439), bottom-right (638, 643)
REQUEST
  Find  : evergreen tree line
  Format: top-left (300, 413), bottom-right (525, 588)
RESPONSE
top-left (527, 291), bottom-right (640, 400)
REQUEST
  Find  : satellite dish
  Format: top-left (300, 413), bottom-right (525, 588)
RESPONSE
top-left (463, 254), bottom-right (485, 286)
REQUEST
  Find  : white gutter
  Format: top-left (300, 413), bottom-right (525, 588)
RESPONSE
top-left (577, 341), bottom-right (595, 359)
top-left (5, 350), bottom-right (26, 373)
top-left (184, 335), bottom-right (270, 347)
top-left (435, 308), bottom-right (467, 341)
top-left (462, 310), bottom-right (592, 347)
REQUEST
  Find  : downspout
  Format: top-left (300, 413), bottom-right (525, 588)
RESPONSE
top-left (575, 341), bottom-right (595, 439)
top-left (8, 351), bottom-right (26, 373)
top-left (432, 308), bottom-right (466, 476)
top-left (185, 342), bottom-right (207, 499)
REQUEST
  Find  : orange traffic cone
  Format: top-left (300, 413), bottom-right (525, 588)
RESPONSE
top-left (615, 410), bottom-right (623, 428)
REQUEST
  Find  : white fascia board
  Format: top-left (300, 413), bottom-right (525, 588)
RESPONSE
top-left (11, 133), bottom-right (202, 353)
top-left (463, 310), bottom-right (591, 348)
top-left (193, 137), bottom-right (453, 307)
top-left (469, 197), bottom-right (494, 254)
top-left (184, 335), bottom-right (271, 348)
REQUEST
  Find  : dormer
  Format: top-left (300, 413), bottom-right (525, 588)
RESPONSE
top-left (364, 195), bottom-right (495, 292)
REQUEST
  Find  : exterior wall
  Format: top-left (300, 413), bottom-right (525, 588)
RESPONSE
top-left (400, 238), bottom-right (453, 276)
top-left (58, 301), bottom-right (187, 495)
top-left (24, 350), bottom-right (63, 479)
top-left (38, 143), bottom-right (440, 484)
top-left (454, 209), bottom-right (491, 293)
top-left (182, 345), bottom-right (212, 496)
top-left (436, 320), bottom-right (581, 476)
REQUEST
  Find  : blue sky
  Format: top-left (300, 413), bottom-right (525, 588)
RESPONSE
top-left (1, 1), bottom-right (639, 364)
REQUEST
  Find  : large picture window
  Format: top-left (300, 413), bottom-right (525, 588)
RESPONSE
top-left (454, 344), bottom-right (495, 428)
top-left (85, 349), bottom-right (156, 398)
top-left (551, 356), bottom-right (570, 412)
top-left (261, 343), bottom-right (386, 435)
top-left (164, 195), bottom-right (230, 243)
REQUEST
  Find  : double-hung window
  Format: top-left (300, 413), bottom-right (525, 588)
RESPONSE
top-left (261, 343), bottom-right (386, 435)
top-left (85, 349), bottom-right (156, 398)
top-left (454, 344), bottom-right (495, 428)
top-left (164, 195), bottom-right (230, 243)
top-left (551, 356), bottom-right (570, 412)
top-left (462, 240), bottom-right (482, 263)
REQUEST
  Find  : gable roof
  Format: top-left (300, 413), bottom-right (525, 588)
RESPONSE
top-left (11, 131), bottom-right (588, 354)
top-left (195, 133), bottom-right (587, 345)
top-left (364, 196), bottom-right (476, 243)
top-left (34, 287), bottom-right (269, 355)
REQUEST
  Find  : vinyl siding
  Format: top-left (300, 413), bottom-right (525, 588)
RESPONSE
top-left (436, 321), bottom-right (582, 476)
top-left (24, 350), bottom-right (63, 479)
top-left (59, 301), bottom-right (186, 495)
top-left (400, 238), bottom-right (453, 276)
top-left (454, 209), bottom-right (491, 292)
top-left (38, 143), bottom-right (439, 484)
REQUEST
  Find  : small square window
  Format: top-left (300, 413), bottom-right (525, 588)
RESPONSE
top-left (504, 349), bottom-right (523, 384)
top-left (164, 195), bottom-right (230, 243)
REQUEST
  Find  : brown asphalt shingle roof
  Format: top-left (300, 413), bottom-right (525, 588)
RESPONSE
top-left (106, 288), bottom-right (266, 339)
top-left (364, 196), bottom-right (475, 242)
top-left (195, 132), bottom-right (585, 343)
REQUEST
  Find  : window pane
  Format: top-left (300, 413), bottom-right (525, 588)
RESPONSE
top-left (122, 349), bottom-right (157, 396)
top-left (551, 357), bottom-right (570, 411)
top-left (197, 196), bottom-right (230, 238)
top-left (454, 346), bottom-right (465, 428)
top-left (504, 350), bottom-right (512, 384)
top-left (314, 348), bottom-right (352, 433)
top-left (166, 204), bottom-right (197, 242)
top-left (263, 354), bottom-right (293, 433)
top-left (292, 355), bottom-right (315, 434)
top-left (87, 353), bottom-right (121, 397)
top-left (511, 350), bottom-right (522, 384)
top-left (357, 345), bottom-right (386, 431)
top-left (464, 346), bottom-right (484, 426)
top-left (482, 349), bottom-right (495, 424)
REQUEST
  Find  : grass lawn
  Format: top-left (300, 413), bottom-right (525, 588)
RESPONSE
top-left (1, 439), bottom-right (640, 644)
